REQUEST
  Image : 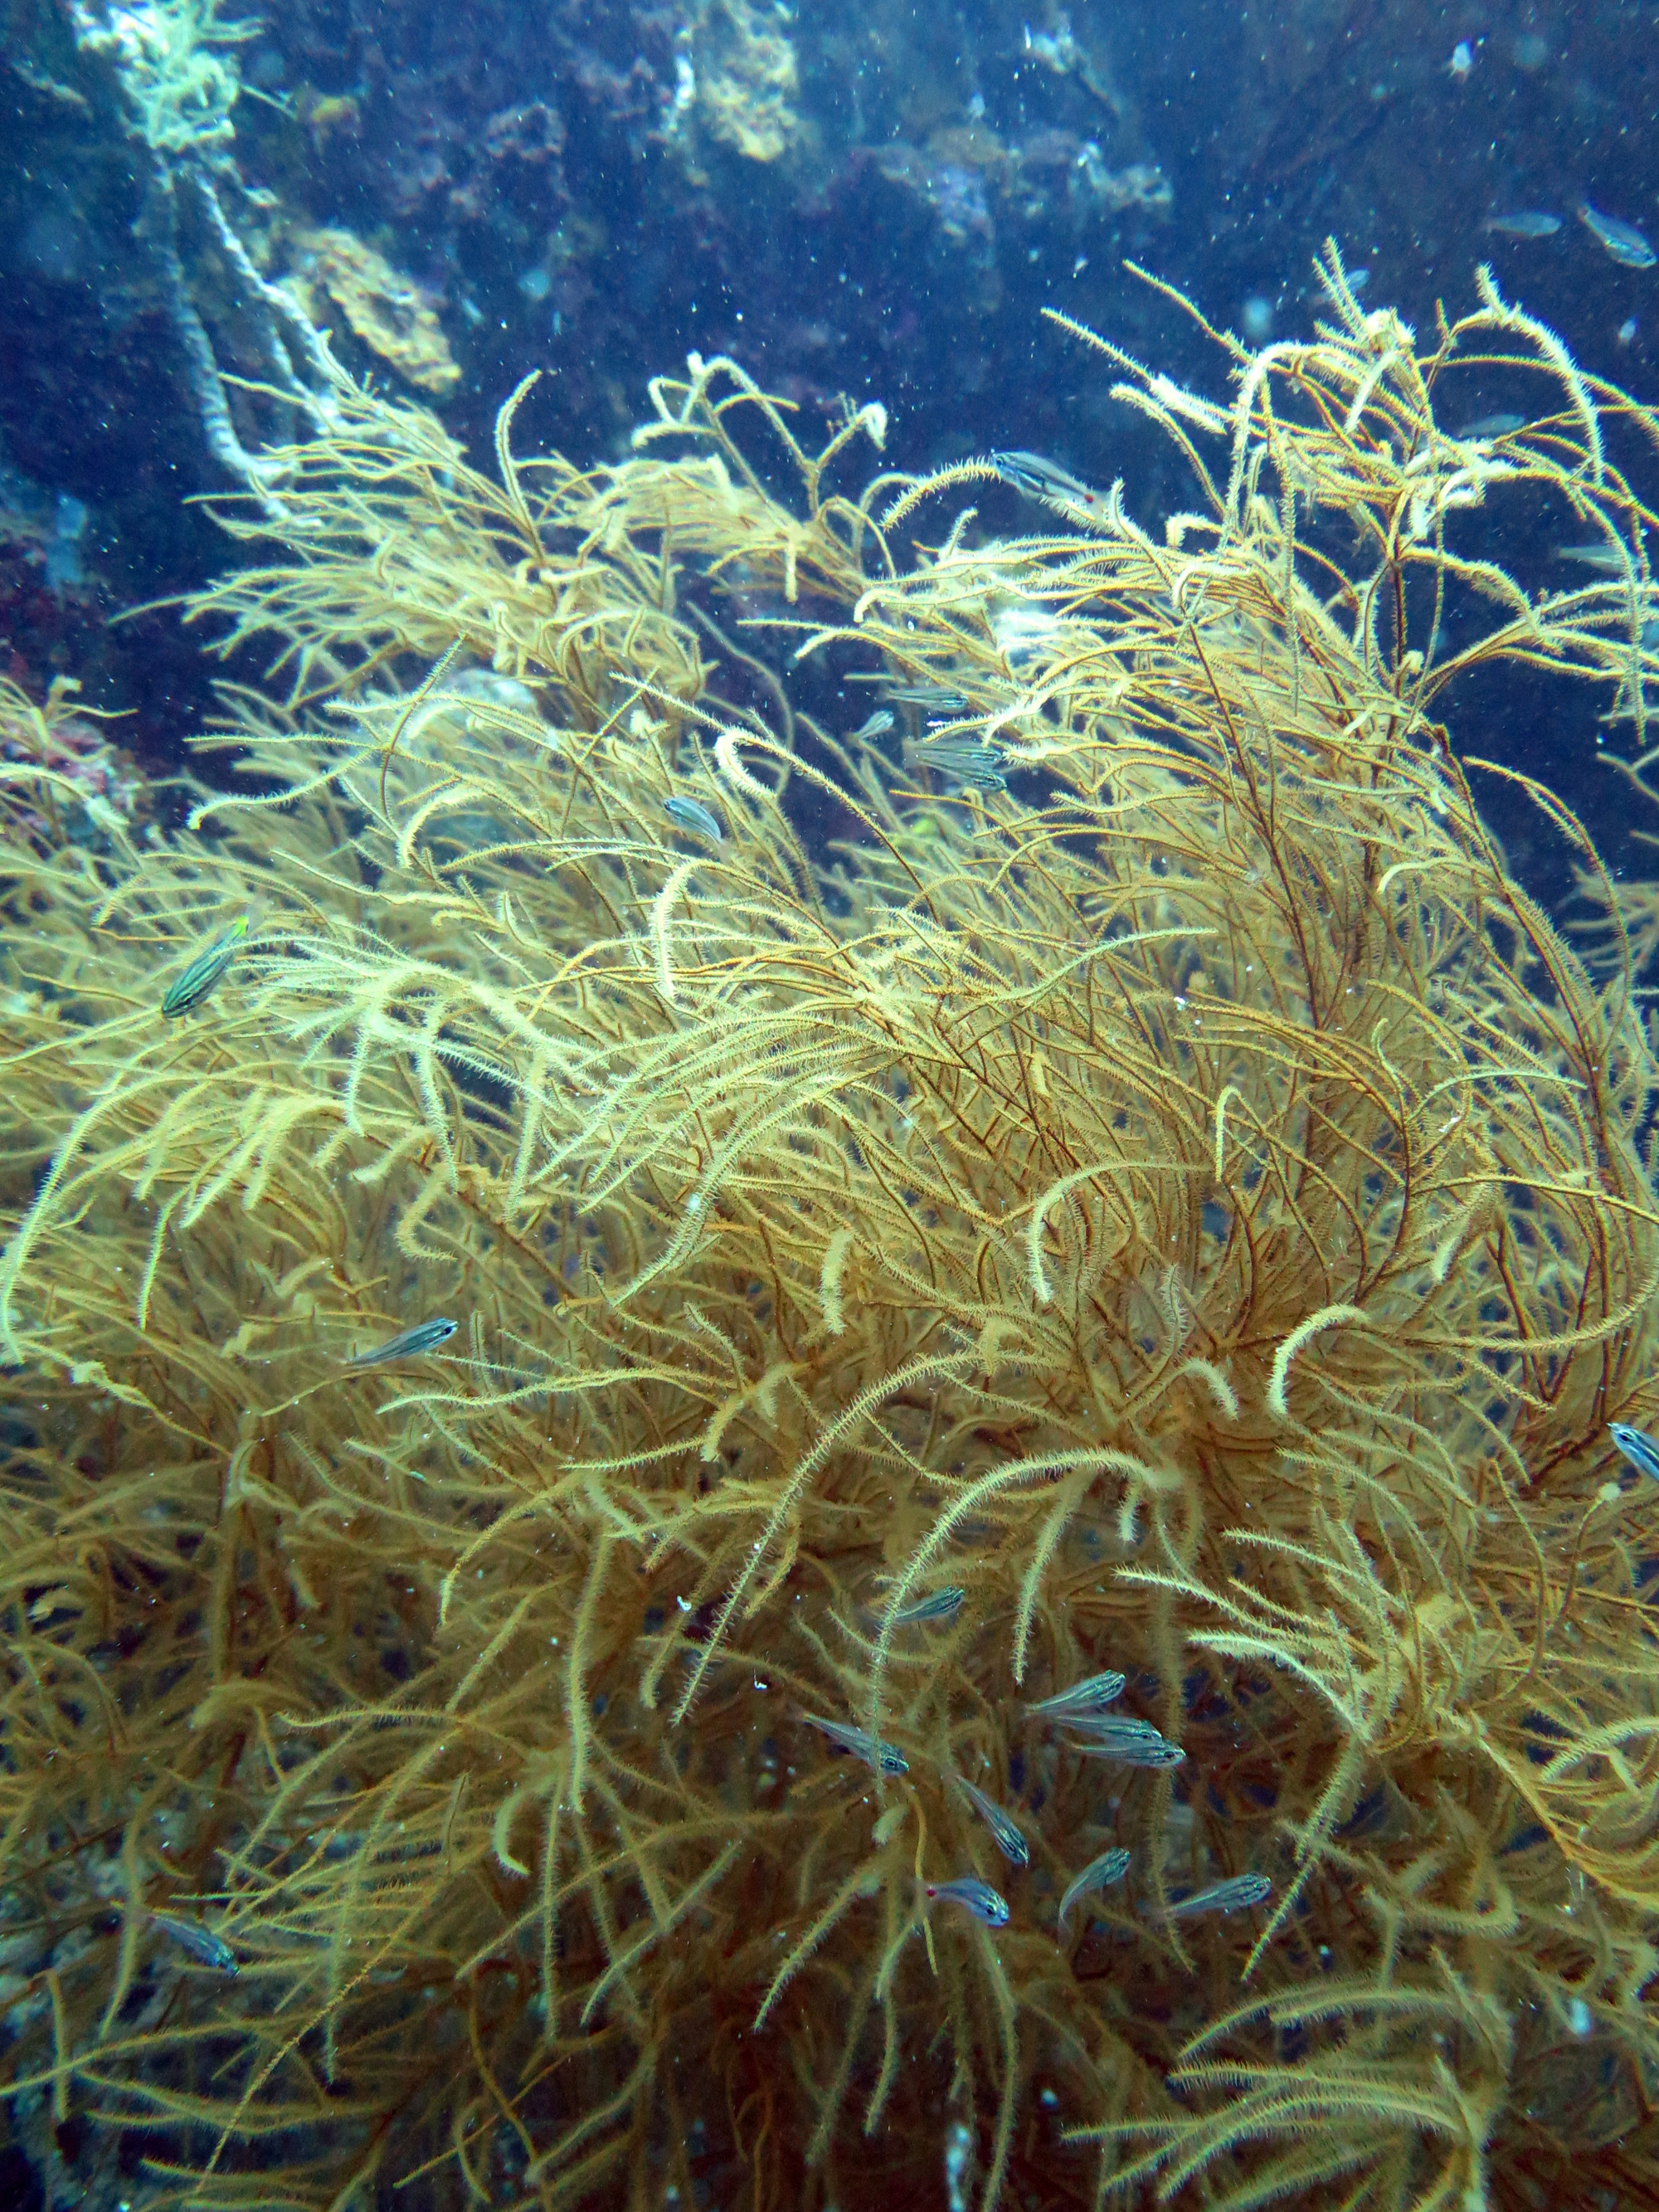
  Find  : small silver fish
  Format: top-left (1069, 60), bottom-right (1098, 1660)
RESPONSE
top-left (883, 680), bottom-right (971, 709)
top-left (1456, 413), bottom-right (1526, 439)
top-left (957, 1776), bottom-right (1029, 1867)
top-left (346, 1317), bottom-right (458, 1367)
top-left (988, 451), bottom-right (1107, 524)
top-left (887, 1585), bottom-right (965, 1625)
top-left (1057, 1847), bottom-right (1131, 1930)
top-left (1580, 204), bottom-right (1657, 269)
top-left (1556, 543), bottom-right (1635, 574)
top-left (1481, 211), bottom-right (1562, 238)
top-left (664, 795), bottom-right (724, 844)
top-left (851, 709), bottom-right (896, 741)
top-left (1610, 1423), bottom-right (1659, 1483)
top-left (1165, 1872), bottom-right (1272, 1919)
top-left (1026, 1671), bottom-right (1126, 1720)
top-left (908, 738), bottom-right (1008, 793)
top-left (161, 916), bottom-right (249, 1019)
top-left (1068, 1715), bottom-right (1185, 1769)
top-left (150, 1910), bottom-right (238, 1973)
top-left (925, 1876), bottom-right (1009, 1927)
top-left (803, 1712), bottom-right (908, 1776)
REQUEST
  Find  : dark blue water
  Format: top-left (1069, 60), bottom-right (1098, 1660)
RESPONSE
top-left (3, 1), bottom-right (1657, 885)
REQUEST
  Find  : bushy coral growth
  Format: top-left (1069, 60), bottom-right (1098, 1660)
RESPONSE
top-left (2, 262), bottom-right (1659, 2210)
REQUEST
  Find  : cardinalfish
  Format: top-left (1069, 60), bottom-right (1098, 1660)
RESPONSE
top-left (956, 1775), bottom-right (1029, 1867)
top-left (988, 450), bottom-right (1111, 529)
top-left (802, 1711), bottom-right (908, 1776)
top-left (1057, 1846), bottom-right (1131, 1931)
top-left (907, 736), bottom-right (1009, 793)
top-left (160, 915), bottom-right (249, 1018)
top-left (1580, 203), bottom-right (1657, 268)
top-left (150, 1909), bottom-right (238, 1973)
top-left (1162, 1872), bottom-right (1272, 1919)
top-left (882, 1585), bottom-right (965, 1626)
top-left (663, 794), bottom-right (724, 844)
top-left (1025, 1670), bottom-right (1126, 1720)
top-left (345, 1317), bottom-right (458, 1367)
top-left (925, 1876), bottom-right (1009, 1927)
top-left (1064, 1713), bottom-right (1185, 1768)
top-left (1611, 1423), bottom-right (1659, 1483)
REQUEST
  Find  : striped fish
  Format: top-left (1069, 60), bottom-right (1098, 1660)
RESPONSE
top-left (664, 794), bottom-right (724, 844)
top-left (160, 916), bottom-right (248, 1018)
top-left (345, 1317), bottom-right (458, 1367)
top-left (1164, 1872), bottom-right (1272, 1919)
top-left (1058, 1846), bottom-right (1131, 1931)
top-left (1610, 1423), bottom-right (1659, 1484)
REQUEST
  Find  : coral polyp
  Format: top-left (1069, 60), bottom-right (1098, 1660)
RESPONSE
top-left (2, 252), bottom-right (1659, 2210)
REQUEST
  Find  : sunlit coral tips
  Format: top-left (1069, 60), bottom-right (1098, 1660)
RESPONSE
top-left (1609, 1422), bottom-right (1659, 1484)
top-left (160, 916), bottom-right (249, 1018)
top-left (926, 1877), bottom-right (1009, 1927)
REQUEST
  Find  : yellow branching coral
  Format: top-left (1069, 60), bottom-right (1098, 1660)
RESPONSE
top-left (3, 254), bottom-right (1659, 2212)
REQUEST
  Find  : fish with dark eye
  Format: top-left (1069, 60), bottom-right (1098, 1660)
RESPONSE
top-left (988, 450), bottom-right (1110, 528)
top-left (907, 737), bottom-right (1009, 793)
top-left (1065, 1713), bottom-right (1185, 1767)
top-left (850, 709), bottom-right (896, 741)
top-left (884, 1584), bottom-right (965, 1625)
top-left (663, 795), bottom-right (724, 844)
top-left (956, 1775), bottom-right (1029, 1867)
top-left (345, 1316), bottom-right (458, 1367)
top-left (1579, 204), bottom-right (1657, 269)
top-left (1610, 1422), bottom-right (1659, 1484)
top-left (161, 916), bottom-right (249, 1018)
top-left (1163, 1871), bottom-right (1272, 1919)
top-left (1057, 1846), bottom-right (1131, 1931)
top-left (802, 1711), bottom-right (908, 1776)
top-left (1025, 1670), bottom-right (1126, 1720)
top-left (150, 1910), bottom-right (238, 1973)
top-left (925, 1876), bottom-right (1009, 1927)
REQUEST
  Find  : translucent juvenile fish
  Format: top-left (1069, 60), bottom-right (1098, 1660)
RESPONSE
top-left (887, 1584), bottom-right (965, 1625)
top-left (850, 709), bottom-right (896, 740)
top-left (150, 1910), bottom-right (238, 1973)
top-left (1068, 1715), bottom-right (1185, 1768)
top-left (664, 795), bottom-right (724, 844)
top-left (803, 1711), bottom-right (908, 1776)
top-left (1457, 413), bottom-right (1526, 439)
top-left (1557, 543), bottom-right (1633, 573)
top-left (909, 738), bottom-right (1008, 793)
top-left (1481, 211), bottom-right (1561, 238)
top-left (925, 1876), bottom-right (1009, 1927)
top-left (346, 1316), bottom-right (458, 1367)
top-left (1057, 1846), bottom-right (1131, 1930)
top-left (956, 1776), bottom-right (1029, 1866)
top-left (1579, 203), bottom-right (1657, 269)
top-left (882, 680), bottom-right (970, 709)
top-left (160, 916), bottom-right (249, 1018)
top-left (1026, 1670), bottom-right (1126, 1720)
top-left (1610, 1422), bottom-right (1659, 1483)
top-left (988, 450), bottom-right (1108, 525)
top-left (1165, 1872), bottom-right (1272, 1919)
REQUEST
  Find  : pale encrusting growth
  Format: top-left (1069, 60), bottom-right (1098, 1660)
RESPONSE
top-left (2, 253), bottom-right (1659, 2210)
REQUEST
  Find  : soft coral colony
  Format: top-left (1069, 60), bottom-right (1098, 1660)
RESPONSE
top-left (3, 250), bottom-right (1659, 2212)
